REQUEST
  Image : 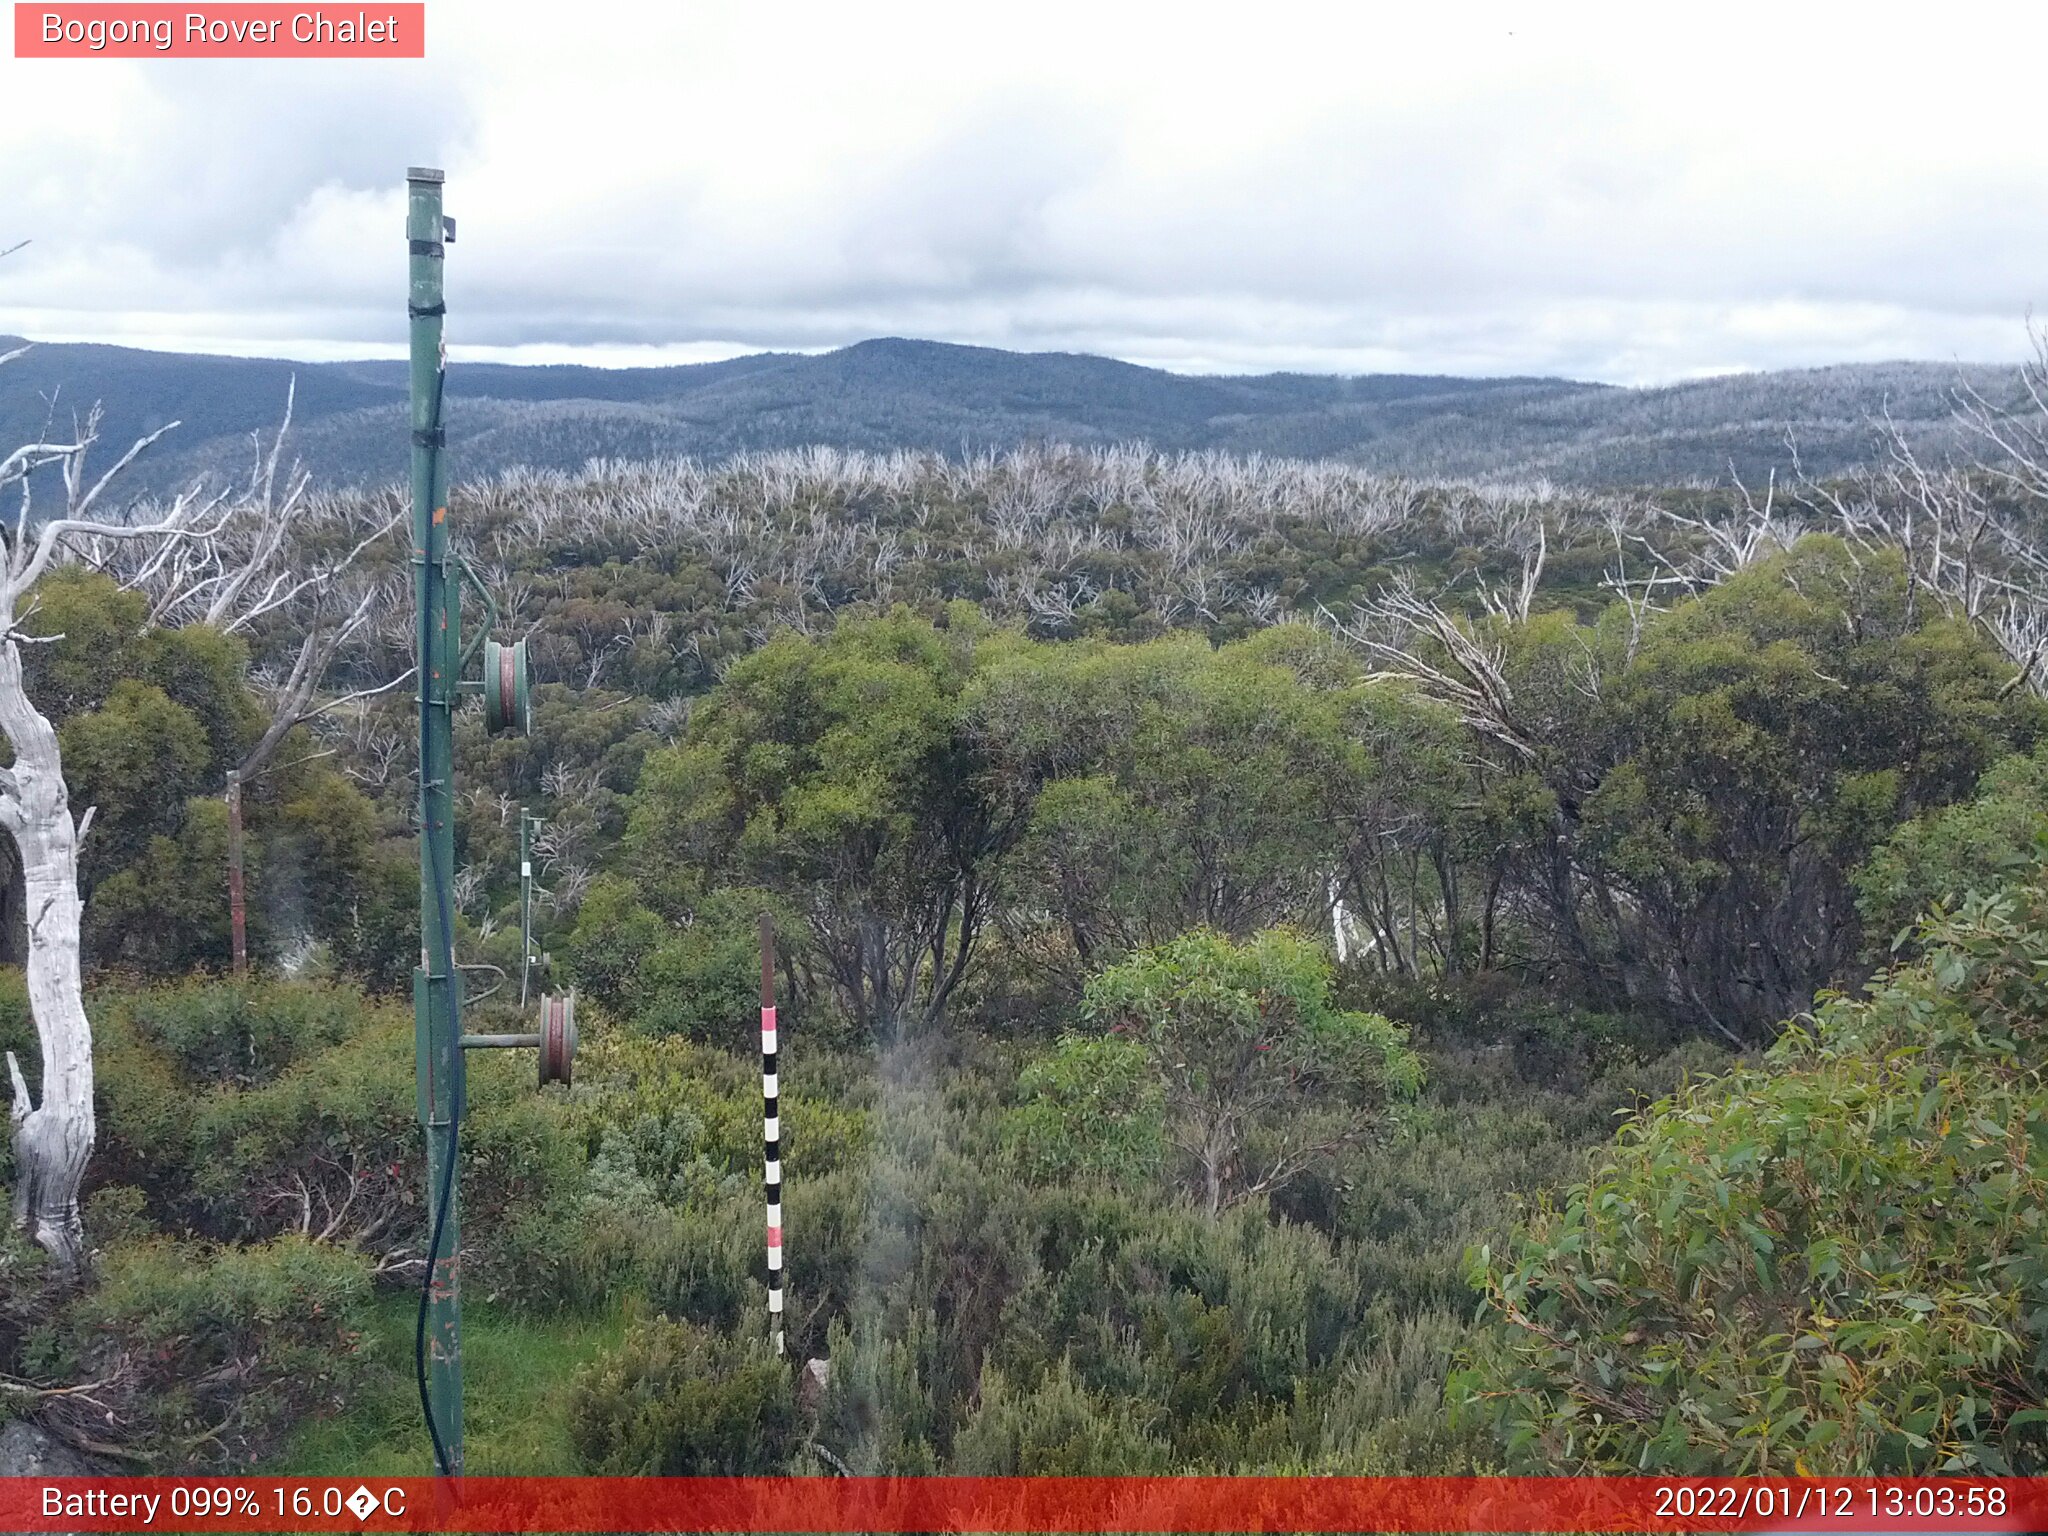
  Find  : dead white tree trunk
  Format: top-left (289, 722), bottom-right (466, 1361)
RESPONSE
top-left (0, 639), bottom-right (91, 1272)
top-left (0, 354), bottom-right (232, 1275)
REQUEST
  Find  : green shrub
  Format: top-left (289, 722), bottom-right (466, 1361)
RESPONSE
top-left (484, 1189), bottom-right (670, 1317)
top-left (70, 1236), bottom-right (371, 1467)
top-left (1311, 1309), bottom-right (1501, 1473)
top-left (811, 1311), bottom-right (944, 1474)
top-left (83, 1184), bottom-right (156, 1247)
top-left (577, 1033), bottom-right (870, 1187)
top-left (0, 968), bottom-right (30, 1188)
top-left (1343, 970), bottom-right (1679, 1088)
top-left (87, 977), bottom-right (399, 1217)
top-left (1455, 882), bottom-right (2048, 1474)
top-left (570, 879), bottom-right (781, 1042)
top-left (642, 1198), bottom-right (757, 1331)
top-left (90, 1004), bottom-right (194, 1200)
top-left (972, 1187), bottom-right (1366, 1468)
top-left (0, 1224), bottom-right (62, 1398)
top-left (1856, 744), bottom-right (2048, 951)
top-left (781, 1168), bottom-right (870, 1357)
top-left (565, 876), bottom-right (667, 1018)
top-left (954, 1359), bottom-right (1170, 1473)
top-left (460, 1054), bottom-right (594, 1303)
top-left (566, 1318), bottom-right (796, 1474)
top-left (85, 800), bottom-right (232, 974)
top-left (107, 988), bottom-right (592, 1291)
top-left (0, 966), bottom-right (32, 1080)
top-left (114, 978), bottom-right (366, 1086)
top-left (1001, 1035), bottom-right (1163, 1185)
top-left (326, 847), bottom-right (420, 996)
top-left (185, 1013), bottom-right (419, 1246)
top-left (1082, 927), bottom-right (1421, 1214)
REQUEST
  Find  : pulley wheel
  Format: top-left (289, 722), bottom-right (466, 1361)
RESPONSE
top-left (538, 991), bottom-right (576, 1086)
top-left (483, 637), bottom-right (531, 736)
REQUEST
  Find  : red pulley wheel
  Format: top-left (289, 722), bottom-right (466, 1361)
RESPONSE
top-left (538, 992), bottom-right (576, 1086)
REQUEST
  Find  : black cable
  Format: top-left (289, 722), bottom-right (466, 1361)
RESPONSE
top-left (415, 823), bottom-right (460, 1478)
top-left (414, 356), bottom-right (460, 1480)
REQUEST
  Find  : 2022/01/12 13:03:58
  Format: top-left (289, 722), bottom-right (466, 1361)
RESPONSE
top-left (1656, 1480), bottom-right (2018, 1526)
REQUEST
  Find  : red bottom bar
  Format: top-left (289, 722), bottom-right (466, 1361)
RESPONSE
top-left (3, 1476), bottom-right (2045, 1533)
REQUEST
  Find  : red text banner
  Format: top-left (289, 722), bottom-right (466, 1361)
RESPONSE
top-left (14, 4), bottom-right (425, 57)
top-left (1, 1476), bottom-right (2045, 1533)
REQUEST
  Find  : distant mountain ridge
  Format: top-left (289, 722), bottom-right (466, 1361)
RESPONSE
top-left (0, 333), bottom-right (2018, 493)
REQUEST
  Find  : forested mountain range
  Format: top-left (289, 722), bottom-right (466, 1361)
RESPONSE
top-left (0, 332), bottom-right (2019, 493)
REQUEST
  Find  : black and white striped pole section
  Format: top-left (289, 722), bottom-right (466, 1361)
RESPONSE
top-left (760, 912), bottom-right (784, 1357)
top-left (519, 811), bottom-right (538, 1006)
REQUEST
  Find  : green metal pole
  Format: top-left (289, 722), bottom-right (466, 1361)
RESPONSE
top-left (407, 165), bottom-right (463, 1477)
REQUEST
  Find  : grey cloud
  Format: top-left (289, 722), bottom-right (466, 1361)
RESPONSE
top-left (5, 6), bottom-right (2046, 384)
top-left (6, 66), bottom-right (469, 264)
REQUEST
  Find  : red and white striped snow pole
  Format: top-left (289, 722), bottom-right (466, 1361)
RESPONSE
top-left (759, 913), bottom-right (784, 1357)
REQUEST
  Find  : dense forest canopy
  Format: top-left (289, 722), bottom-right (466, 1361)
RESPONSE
top-left (7, 363), bottom-right (2048, 1476)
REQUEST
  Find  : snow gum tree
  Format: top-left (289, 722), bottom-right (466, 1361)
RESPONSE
top-left (0, 356), bottom-right (242, 1275)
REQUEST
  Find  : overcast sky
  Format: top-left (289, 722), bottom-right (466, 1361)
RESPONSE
top-left (3, 2), bottom-right (2044, 384)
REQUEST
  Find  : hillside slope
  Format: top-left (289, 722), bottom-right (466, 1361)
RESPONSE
top-left (0, 334), bottom-right (2015, 492)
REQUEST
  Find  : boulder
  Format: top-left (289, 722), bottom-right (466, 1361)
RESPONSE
top-left (0, 1418), bottom-right (106, 1477)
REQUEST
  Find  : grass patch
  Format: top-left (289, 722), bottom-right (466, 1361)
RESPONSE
top-left (277, 1294), bottom-right (632, 1476)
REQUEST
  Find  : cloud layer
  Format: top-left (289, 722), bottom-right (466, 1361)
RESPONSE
top-left (4, 2), bottom-right (2044, 382)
